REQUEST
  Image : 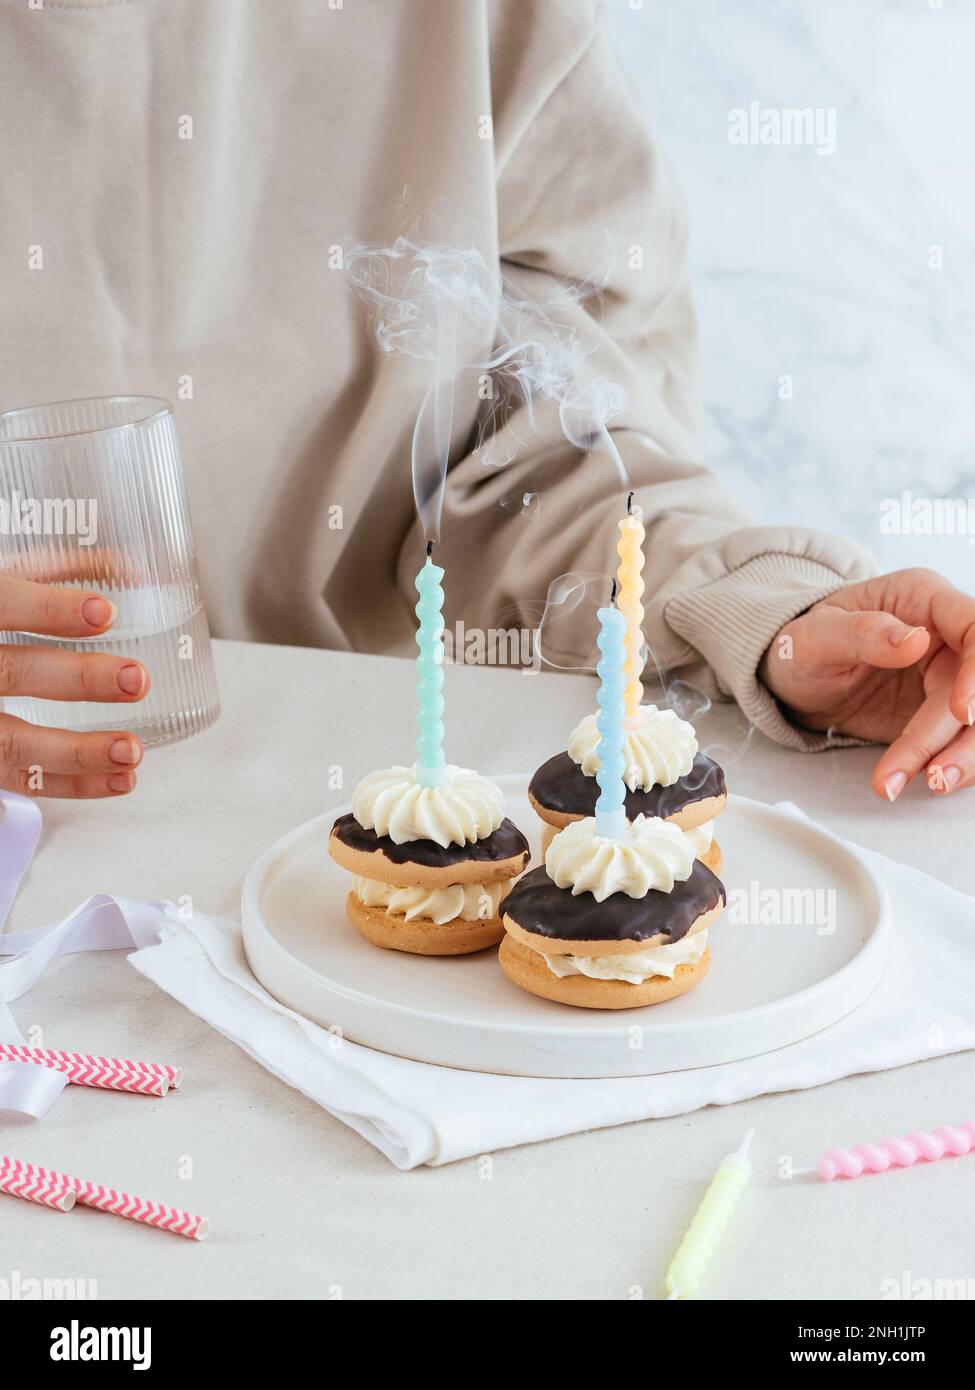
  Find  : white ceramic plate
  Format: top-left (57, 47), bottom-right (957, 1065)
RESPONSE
top-left (241, 779), bottom-right (890, 1079)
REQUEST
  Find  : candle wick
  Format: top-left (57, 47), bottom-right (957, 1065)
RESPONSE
top-left (610, 577), bottom-right (618, 604)
top-left (627, 491), bottom-right (635, 516)
top-left (426, 540), bottom-right (434, 557)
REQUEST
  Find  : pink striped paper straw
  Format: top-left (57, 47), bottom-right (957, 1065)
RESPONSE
top-left (0, 1044), bottom-right (180, 1096)
top-left (0, 1160), bottom-right (75, 1212)
top-left (73, 1179), bottom-right (209, 1241)
top-left (0, 1156), bottom-right (208, 1241)
top-left (121, 1059), bottom-right (183, 1089)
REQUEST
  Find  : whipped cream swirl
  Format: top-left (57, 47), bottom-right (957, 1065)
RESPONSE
top-left (545, 814), bottom-right (696, 901)
top-left (351, 764), bottom-right (504, 847)
top-left (684, 819), bottom-right (714, 857)
top-left (542, 930), bottom-right (708, 984)
top-left (567, 704), bottom-right (697, 790)
top-left (353, 876), bottom-right (509, 924)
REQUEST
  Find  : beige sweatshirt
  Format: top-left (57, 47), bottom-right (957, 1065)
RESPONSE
top-left (0, 0), bottom-right (876, 748)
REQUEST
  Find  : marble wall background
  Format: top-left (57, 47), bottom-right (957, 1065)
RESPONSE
top-left (605, 0), bottom-right (975, 588)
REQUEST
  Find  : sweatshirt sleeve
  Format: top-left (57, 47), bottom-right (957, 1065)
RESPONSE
top-left (397, 1), bottom-right (877, 750)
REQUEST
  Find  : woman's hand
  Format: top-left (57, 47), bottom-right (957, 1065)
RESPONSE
top-left (0, 576), bottom-right (149, 798)
top-left (762, 568), bottom-right (975, 801)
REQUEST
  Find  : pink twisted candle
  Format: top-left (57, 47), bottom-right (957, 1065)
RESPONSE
top-left (817, 1121), bottom-right (975, 1181)
top-left (0, 1043), bottom-right (180, 1096)
top-left (0, 1156), bottom-right (208, 1240)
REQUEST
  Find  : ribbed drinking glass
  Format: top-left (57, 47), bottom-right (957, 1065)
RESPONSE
top-left (0, 396), bottom-right (219, 746)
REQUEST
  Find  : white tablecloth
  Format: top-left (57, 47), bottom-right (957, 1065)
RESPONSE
top-left (2, 640), bottom-right (972, 1300)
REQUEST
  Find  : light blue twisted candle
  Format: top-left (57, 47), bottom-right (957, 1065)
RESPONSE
top-left (595, 595), bottom-right (628, 839)
top-left (415, 548), bottom-right (446, 787)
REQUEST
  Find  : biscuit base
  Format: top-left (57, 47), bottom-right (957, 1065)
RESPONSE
top-left (700, 839), bottom-right (722, 874)
top-left (346, 892), bottom-right (504, 956)
top-left (498, 934), bottom-right (711, 1010)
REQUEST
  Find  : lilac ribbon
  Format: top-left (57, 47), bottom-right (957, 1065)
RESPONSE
top-left (0, 790), bottom-right (168, 1119)
top-left (0, 789), bottom-right (41, 927)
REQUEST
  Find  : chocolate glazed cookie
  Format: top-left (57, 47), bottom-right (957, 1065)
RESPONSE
top-left (529, 751), bottom-right (727, 830)
top-left (500, 863), bottom-right (726, 1010)
top-left (329, 813), bottom-right (530, 887)
top-left (503, 862), bottom-right (726, 948)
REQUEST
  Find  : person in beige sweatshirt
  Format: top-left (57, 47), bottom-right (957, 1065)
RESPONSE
top-left (0, 0), bottom-right (972, 803)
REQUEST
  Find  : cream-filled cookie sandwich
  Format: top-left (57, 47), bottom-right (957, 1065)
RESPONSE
top-left (500, 813), bottom-right (725, 1009)
top-left (329, 764), bottom-right (530, 955)
top-left (528, 703), bottom-right (727, 871)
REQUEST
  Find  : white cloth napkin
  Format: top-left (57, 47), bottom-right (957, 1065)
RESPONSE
top-left (0, 790), bottom-right (167, 1118)
top-left (128, 807), bottom-right (975, 1169)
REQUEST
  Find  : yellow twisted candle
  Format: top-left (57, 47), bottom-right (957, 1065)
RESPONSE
top-left (616, 496), bottom-right (645, 725)
top-left (664, 1130), bottom-right (753, 1300)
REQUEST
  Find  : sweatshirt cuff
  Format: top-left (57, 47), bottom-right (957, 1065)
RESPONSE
top-left (664, 552), bottom-right (866, 752)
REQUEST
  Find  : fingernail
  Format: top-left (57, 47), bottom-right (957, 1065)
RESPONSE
top-left (108, 773), bottom-right (135, 794)
top-left (116, 663), bottom-right (146, 696)
top-left (890, 625), bottom-right (925, 648)
top-left (927, 765), bottom-right (961, 795)
top-left (884, 771), bottom-right (907, 802)
top-left (109, 738), bottom-right (141, 766)
top-left (968, 702), bottom-right (974, 727)
top-left (82, 596), bottom-right (116, 629)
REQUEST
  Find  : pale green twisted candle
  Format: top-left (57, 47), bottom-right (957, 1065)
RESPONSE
top-left (665, 1130), bottom-right (754, 1299)
top-left (415, 544), bottom-right (446, 787)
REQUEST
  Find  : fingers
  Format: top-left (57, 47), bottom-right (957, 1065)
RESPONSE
top-left (0, 584), bottom-right (146, 799)
top-left (927, 584), bottom-right (975, 724)
top-left (0, 714), bottom-right (142, 798)
top-left (0, 577), bottom-right (117, 638)
top-left (871, 692), bottom-right (961, 802)
top-left (925, 727), bottom-right (975, 796)
top-left (0, 767), bottom-right (138, 800)
top-left (0, 645), bottom-right (149, 703)
top-left (0, 716), bottom-right (143, 778)
top-left (790, 605), bottom-right (930, 671)
top-left (949, 657), bottom-right (975, 728)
